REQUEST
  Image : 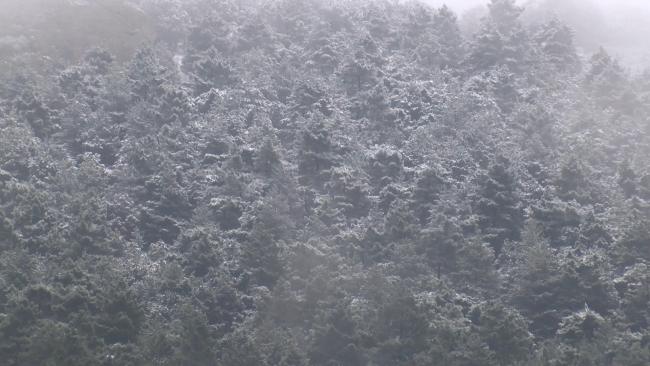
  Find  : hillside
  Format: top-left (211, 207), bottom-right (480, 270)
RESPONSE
top-left (2, 0), bottom-right (650, 365)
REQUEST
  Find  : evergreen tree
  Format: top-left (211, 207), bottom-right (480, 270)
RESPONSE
top-left (433, 5), bottom-right (468, 70)
top-left (553, 157), bottom-right (593, 204)
top-left (126, 44), bottom-right (170, 103)
top-left (183, 12), bottom-right (232, 74)
top-left (617, 263), bottom-right (650, 332)
top-left (468, 300), bottom-right (533, 365)
top-left (177, 307), bottom-right (216, 366)
top-left (372, 286), bottom-right (429, 365)
top-left (421, 213), bottom-right (462, 279)
top-left (585, 47), bottom-right (635, 112)
top-left (307, 304), bottom-right (366, 366)
top-left (190, 46), bottom-right (239, 96)
top-left (411, 167), bottom-right (445, 226)
top-left (297, 117), bottom-right (341, 188)
top-left (534, 16), bottom-right (581, 73)
top-left (452, 235), bottom-right (499, 297)
top-left (468, 0), bottom-right (531, 73)
top-left (473, 157), bottom-right (523, 256)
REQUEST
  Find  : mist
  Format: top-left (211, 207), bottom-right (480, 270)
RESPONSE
top-left (427, 0), bottom-right (650, 70)
top-left (3, 0), bottom-right (650, 364)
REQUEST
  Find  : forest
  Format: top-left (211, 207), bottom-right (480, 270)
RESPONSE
top-left (2, 0), bottom-right (650, 364)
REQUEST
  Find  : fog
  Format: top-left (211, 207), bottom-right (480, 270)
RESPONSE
top-left (2, 0), bottom-right (649, 70)
top-left (427, 0), bottom-right (650, 70)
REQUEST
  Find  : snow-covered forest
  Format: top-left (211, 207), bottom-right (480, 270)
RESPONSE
top-left (2, 0), bottom-right (650, 364)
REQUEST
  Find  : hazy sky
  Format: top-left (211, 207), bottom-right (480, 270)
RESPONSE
top-left (423, 0), bottom-right (491, 14)
top-left (423, 0), bottom-right (650, 70)
top-left (424, 0), bottom-right (650, 17)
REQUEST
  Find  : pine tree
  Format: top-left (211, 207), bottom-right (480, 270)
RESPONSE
top-left (585, 47), bottom-right (634, 112)
top-left (307, 304), bottom-right (366, 366)
top-left (190, 46), bottom-right (238, 96)
top-left (411, 167), bottom-right (445, 226)
top-left (469, 301), bottom-right (533, 365)
top-left (433, 5), bottom-right (468, 70)
top-left (534, 16), bottom-right (581, 73)
top-left (372, 286), bottom-right (429, 365)
top-left (553, 157), bottom-right (592, 204)
top-left (487, 0), bottom-right (524, 34)
top-left (254, 138), bottom-right (281, 177)
top-left (127, 44), bottom-right (169, 103)
top-left (617, 263), bottom-right (650, 331)
top-left (177, 307), bottom-right (216, 366)
top-left (474, 157), bottom-right (523, 256)
top-left (183, 12), bottom-right (232, 74)
top-left (468, 0), bottom-right (531, 73)
top-left (297, 118), bottom-right (341, 188)
top-left (421, 213), bottom-right (462, 279)
top-left (452, 235), bottom-right (499, 297)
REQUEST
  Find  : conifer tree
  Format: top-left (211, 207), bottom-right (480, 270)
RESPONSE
top-left (468, 0), bottom-right (531, 73)
top-left (534, 16), bottom-right (581, 73)
top-left (190, 46), bottom-right (238, 96)
top-left (432, 5), bottom-right (468, 70)
top-left (474, 157), bottom-right (523, 256)
top-left (308, 305), bottom-right (366, 366)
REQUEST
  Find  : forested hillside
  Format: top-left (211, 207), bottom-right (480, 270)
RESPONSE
top-left (2, 0), bottom-right (650, 364)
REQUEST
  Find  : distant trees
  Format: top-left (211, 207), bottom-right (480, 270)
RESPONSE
top-left (468, 0), bottom-right (531, 73)
top-left (3, 0), bottom-right (650, 364)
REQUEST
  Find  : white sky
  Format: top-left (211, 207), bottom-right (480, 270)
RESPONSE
top-left (424, 0), bottom-right (650, 17)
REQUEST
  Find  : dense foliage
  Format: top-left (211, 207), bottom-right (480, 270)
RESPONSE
top-left (2, 0), bottom-right (650, 364)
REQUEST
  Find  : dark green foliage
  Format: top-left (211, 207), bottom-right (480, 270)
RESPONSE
top-left (179, 230), bottom-right (222, 277)
top-left (298, 118), bottom-right (341, 188)
top-left (127, 44), bottom-right (169, 103)
top-left (98, 283), bottom-right (144, 345)
top-left (554, 158), bottom-right (594, 204)
top-left (14, 93), bottom-right (57, 139)
top-left (254, 138), bottom-right (281, 177)
top-left (411, 167), bottom-right (445, 225)
top-left (367, 149), bottom-right (402, 191)
top-left (612, 218), bottom-right (650, 268)
top-left (530, 195), bottom-right (581, 248)
top-left (505, 225), bottom-right (618, 339)
top-left (219, 329), bottom-right (266, 366)
top-left (612, 332), bottom-right (650, 366)
top-left (242, 228), bottom-right (283, 289)
top-left (451, 236), bottom-right (499, 297)
top-left (178, 307), bottom-right (216, 366)
top-left (154, 86), bottom-right (192, 126)
top-left (337, 34), bottom-right (381, 96)
top-left (384, 199), bottom-right (421, 244)
top-left (183, 13), bottom-right (232, 72)
top-left (468, 19), bottom-right (506, 72)
top-left (308, 304), bottom-right (366, 366)
top-left (488, 0), bottom-right (525, 32)
top-left (618, 160), bottom-right (637, 198)
top-left (585, 47), bottom-right (634, 112)
top-left (289, 82), bottom-right (333, 117)
top-left (474, 157), bottom-right (523, 256)
top-left (190, 46), bottom-right (239, 96)
top-left (421, 214), bottom-right (462, 279)
top-left (208, 198), bottom-right (243, 231)
top-left (468, 0), bottom-right (531, 73)
top-left (325, 168), bottom-right (371, 220)
top-left (469, 300), bottom-right (533, 364)
top-left (371, 285), bottom-right (429, 365)
top-left (83, 45), bottom-right (116, 76)
top-left (616, 263), bottom-right (650, 331)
